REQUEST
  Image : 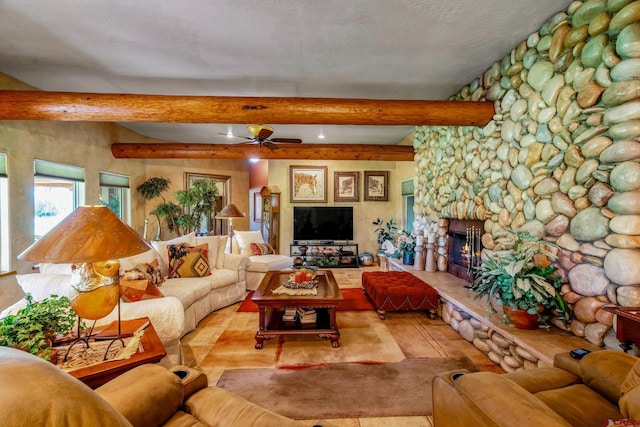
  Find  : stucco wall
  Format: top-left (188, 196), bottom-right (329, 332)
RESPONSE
top-left (0, 73), bottom-right (148, 274)
top-left (413, 1), bottom-right (640, 347)
top-left (268, 159), bottom-right (414, 256)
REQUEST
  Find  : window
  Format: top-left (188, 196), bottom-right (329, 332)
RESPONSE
top-left (33, 160), bottom-right (85, 239)
top-left (99, 171), bottom-right (130, 223)
top-left (0, 152), bottom-right (8, 271)
top-left (401, 178), bottom-right (415, 231)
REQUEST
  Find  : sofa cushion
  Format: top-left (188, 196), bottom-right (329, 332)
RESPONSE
top-left (39, 263), bottom-right (74, 274)
top-left (207, 269), bottom-right (240, 290)
top-left (620, 360), bottom-right (640, 420)
top-left (97, 364), bottom-right (184, 427)
top-left (216, 235), bottom-right (229, 269)
top-left (152, 232), bottom-right (197, 276)
top-left (16, 273), bottom-right (75, 300)
top-left (167, 244), bottom-right (211, 278)
top-left (195, 235), bottom-right (220, 271)
top-left (0, 347), bottom-right (133, 427)
top-left (504, 367), bottom-right (581, 394)
top-left (582, 349), bottom-right (638, 404)
top-left (118, 248), bottom-right (164, 276)
top-left (247, 254), bottom-right (292, 273)
top-left (535, 384), bottom-right (623, 426)
top-left (161, 277), bottom-right (211, 309)
top-left (234, 230), bottom-right (265, 257)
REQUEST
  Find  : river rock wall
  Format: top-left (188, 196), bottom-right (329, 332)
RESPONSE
top-left (413, 0), bottom-right (640, 349)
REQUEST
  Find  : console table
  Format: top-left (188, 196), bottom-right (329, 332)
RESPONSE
top-left (603, 306), bottom-right (640, 352)
top-left (290, 241), bottom-right (359, 268)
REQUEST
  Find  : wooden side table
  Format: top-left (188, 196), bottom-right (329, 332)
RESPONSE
top-left (56, 317), bottom-right (166, 388)
top-left (603, 306), bottom-right (640, 353)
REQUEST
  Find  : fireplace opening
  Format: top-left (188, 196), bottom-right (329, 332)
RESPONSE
top-left (447, 219), bottom-right (484, 282)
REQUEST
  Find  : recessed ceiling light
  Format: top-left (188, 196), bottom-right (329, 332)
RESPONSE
top-left (226, 126), bottom-right (234, 138)
top-left (249, 158), bottom-right (260, 163)
top-left (318, 130), bottom-right (325, 139)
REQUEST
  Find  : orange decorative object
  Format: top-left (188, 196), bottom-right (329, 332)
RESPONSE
top-left (71, 284), bottom-right (119, 320)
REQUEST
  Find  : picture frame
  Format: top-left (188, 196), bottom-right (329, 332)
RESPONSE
top-left (364, 171), bottom-right (389, 201)
top-left (289, 165), bottom-right (328, 203)
top-left (334, 171), bottom-right (359, 202)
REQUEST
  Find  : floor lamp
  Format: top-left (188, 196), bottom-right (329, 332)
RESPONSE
top-left (18, 205), bottom-right (152, 360)
top-left (215, 204), bottom-right (245, 252)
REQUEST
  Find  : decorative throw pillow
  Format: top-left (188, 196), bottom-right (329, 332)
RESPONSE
top-left (121, 259), bottom-right (165, 286)
top-left (250, 242), bottom-right (275, 256)
top-left (119, 279), bottom-right (164, 303)
top-left (167, 243), bottom-right (211, 278)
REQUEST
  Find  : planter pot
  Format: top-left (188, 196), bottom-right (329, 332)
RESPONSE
top-left (503, 306), bottom-right (543, 330)
top-left (402, 251), bottom-right (414, 265)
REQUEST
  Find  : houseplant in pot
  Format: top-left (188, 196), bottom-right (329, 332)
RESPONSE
top-left (394, 229), bottom-right (416, 265)
top-left (0, 294), bottom-right (77, 362)
top-left (372, 217), bottom-right (398, 255)
top-left (471, 230), bottom-right (571, 330)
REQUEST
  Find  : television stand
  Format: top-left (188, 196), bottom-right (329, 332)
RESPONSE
top-left (290, 241), bottom-right (359, 268)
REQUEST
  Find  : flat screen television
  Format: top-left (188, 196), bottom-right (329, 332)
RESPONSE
top-left (293, 206), bottom-right (353, 242)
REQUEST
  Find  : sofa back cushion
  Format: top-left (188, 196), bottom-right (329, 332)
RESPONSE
top-left (16, 273), bottom-right (75, 300)
top-left (233, 230), bottom-right (265, 257)
top-left (97, 364), bottom-right (184, 427)
top-left (0, 347), bottom-right (133, 427)
top-left (582, 349), bottom-right (638, 404)
top-left (195, 235), bottom-right (220, 270)
top-left (620, 360), bottom-right (640, 419)
top-left (151, 232), bottom-right (197, 276)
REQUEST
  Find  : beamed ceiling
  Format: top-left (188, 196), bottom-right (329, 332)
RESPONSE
top-left (0, 0), bottom-right (573, 160)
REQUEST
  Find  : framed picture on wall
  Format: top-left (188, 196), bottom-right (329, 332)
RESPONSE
top-left (364, 171), bottom-right (388, 201)
top-left (289, 165), bottom-right (327, 203)
top-left (334, 171), bottom-right (359, 202)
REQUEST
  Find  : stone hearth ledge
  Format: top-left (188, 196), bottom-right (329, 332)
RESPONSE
top-left (386, 258), bottom-right (599, 368)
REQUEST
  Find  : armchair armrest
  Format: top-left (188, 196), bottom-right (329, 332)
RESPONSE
top-left (222, 253), bottom-right (251, 271)
top-left (96, 364), bottom-right (184, 427)
top-left (433, 371), bottom-right (571, 427)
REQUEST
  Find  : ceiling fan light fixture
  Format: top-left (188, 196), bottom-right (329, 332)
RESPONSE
top-left (247, 124), bottom-right (273, 138)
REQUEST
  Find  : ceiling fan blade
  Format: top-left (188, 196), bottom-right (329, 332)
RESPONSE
top-left (271, 138), bottom-right (302, 144)
top-left (263, 141), bottom-right (279, 150)
top-left (257, 127), bottom-right (274, 140)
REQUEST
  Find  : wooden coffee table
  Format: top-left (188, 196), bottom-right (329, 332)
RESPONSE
top-left (251, 270), bottom-right (343, 349)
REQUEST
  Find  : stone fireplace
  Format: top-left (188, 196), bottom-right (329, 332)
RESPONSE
top-left (446, 219), bottom-right (484, 282)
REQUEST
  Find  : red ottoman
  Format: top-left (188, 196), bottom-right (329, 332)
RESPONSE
top-left (362, 271), bottom-right (439, 319)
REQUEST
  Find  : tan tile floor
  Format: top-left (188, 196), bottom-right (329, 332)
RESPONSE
top-left (181, 267), bottom-right (501, 427)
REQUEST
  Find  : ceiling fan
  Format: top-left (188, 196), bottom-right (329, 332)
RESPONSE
top-left (220, 125), bottom-right (303, 150)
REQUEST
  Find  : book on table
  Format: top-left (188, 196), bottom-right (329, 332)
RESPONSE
top-left (93, 318), bottom-right (150, 340)
top-left (297, 307), bottom-right (317, 323)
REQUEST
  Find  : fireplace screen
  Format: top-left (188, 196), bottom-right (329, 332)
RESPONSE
top-left (447, 220), bottom-right (484, 282)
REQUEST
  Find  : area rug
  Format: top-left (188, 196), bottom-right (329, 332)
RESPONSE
top-left (237, 288), bottom-right (375, 312)
top-left (216, 357), bottom-right (476, 419)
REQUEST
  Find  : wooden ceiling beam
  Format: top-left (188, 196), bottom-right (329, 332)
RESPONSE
top-left (0, 90), bottom-right (494, 126)
top-left (111, 142), bottom-right (415, 161)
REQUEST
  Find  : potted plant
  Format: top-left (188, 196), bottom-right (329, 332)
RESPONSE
top-left (470, 230), bottom-right (571, 330)
top-left (0, 294), bottom-right (77, 362)
top-left (372, 218), bottom-right (398, 254)
top-left (394, 229), bottom-right (416, 265)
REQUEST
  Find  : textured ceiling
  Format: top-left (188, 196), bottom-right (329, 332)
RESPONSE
top-left (0, 0), bottom-right (572, 145)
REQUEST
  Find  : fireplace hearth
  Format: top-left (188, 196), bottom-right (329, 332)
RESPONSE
top-left (447, 219), bottom-right (484, 282)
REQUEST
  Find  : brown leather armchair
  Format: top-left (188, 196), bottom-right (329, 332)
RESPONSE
top-left (432, 349), bottom-right (640, 427)
top-left (0, 346), bottom-right (335, 427)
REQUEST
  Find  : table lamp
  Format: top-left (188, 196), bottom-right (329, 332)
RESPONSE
top-left (18, 205), bottom-right (152, 359)
top-left (215, 203), bottom-right (245, 252)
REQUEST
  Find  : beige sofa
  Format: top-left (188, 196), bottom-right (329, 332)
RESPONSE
top-left (0, 233), bottom-right (250, 365)
top-left (432, 349), bottom-right (640, 427)
top-left (232, 230), bottom-right (292, 290)
top-left (0, 346), bottom-right (337, 427)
